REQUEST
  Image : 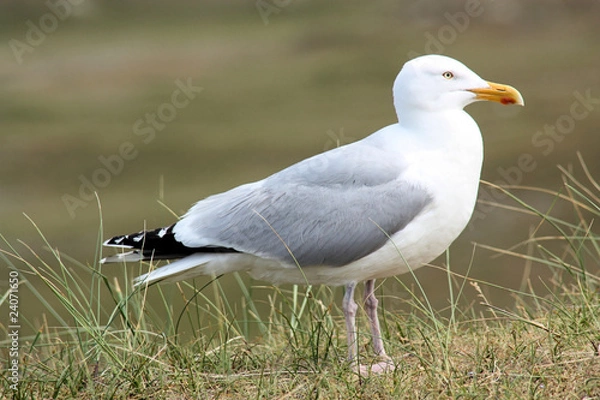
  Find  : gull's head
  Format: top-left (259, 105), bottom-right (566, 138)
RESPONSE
top-left (393, 55), bottom-right (524, 118)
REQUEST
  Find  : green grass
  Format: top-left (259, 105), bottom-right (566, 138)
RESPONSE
top-left (2, 159), bottom-right (600, 399)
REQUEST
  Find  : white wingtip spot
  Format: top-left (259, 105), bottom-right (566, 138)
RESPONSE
top-left (100, 250), bottom-right (143, 264)
top-left (103, 242), bottom-right (134, 249)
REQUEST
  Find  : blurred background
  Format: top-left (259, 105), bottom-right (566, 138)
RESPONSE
top-left (1, 0), bottom-right (599, 337)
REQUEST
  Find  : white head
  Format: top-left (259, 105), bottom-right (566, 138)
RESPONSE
top-left (393, 55), bottom-right (523, 119)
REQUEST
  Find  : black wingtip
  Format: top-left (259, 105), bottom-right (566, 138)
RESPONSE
top-left (103, 224), bottom-right (240, 262)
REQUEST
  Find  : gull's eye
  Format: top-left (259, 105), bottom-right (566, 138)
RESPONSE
top-left (442, 71), bottom-right (454, 79)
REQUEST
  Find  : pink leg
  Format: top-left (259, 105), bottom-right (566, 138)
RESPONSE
top-left (364, 279), bottom-right (388, 357)
top-left (342, 282), bottom-right (359, 362)
top-left (362, 279), bottom-right (395, 374)
top-left (343, 280), bottom-right (395, 375)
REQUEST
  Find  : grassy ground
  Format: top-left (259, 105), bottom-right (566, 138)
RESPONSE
top-left (2, 161), bottom-right (600, 399)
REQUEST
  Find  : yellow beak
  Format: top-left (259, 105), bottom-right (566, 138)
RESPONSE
top-left (469, 81), bottom-right (524, 106)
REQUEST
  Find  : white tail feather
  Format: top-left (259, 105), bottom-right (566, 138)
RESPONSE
top-left (133, 253), bottom-right (214, 286)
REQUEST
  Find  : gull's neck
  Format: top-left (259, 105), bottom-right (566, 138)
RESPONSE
top-left (393, 107), bottom-right (484, 171)
top-left (397, 108), bottom-right (475, 134)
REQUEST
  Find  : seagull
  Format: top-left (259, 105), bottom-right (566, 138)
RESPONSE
top-left (101, 54), bottom-right (524, 374)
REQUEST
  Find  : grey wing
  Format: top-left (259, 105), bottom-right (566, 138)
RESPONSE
top-left (173, 143), bottom-right (432, 266)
